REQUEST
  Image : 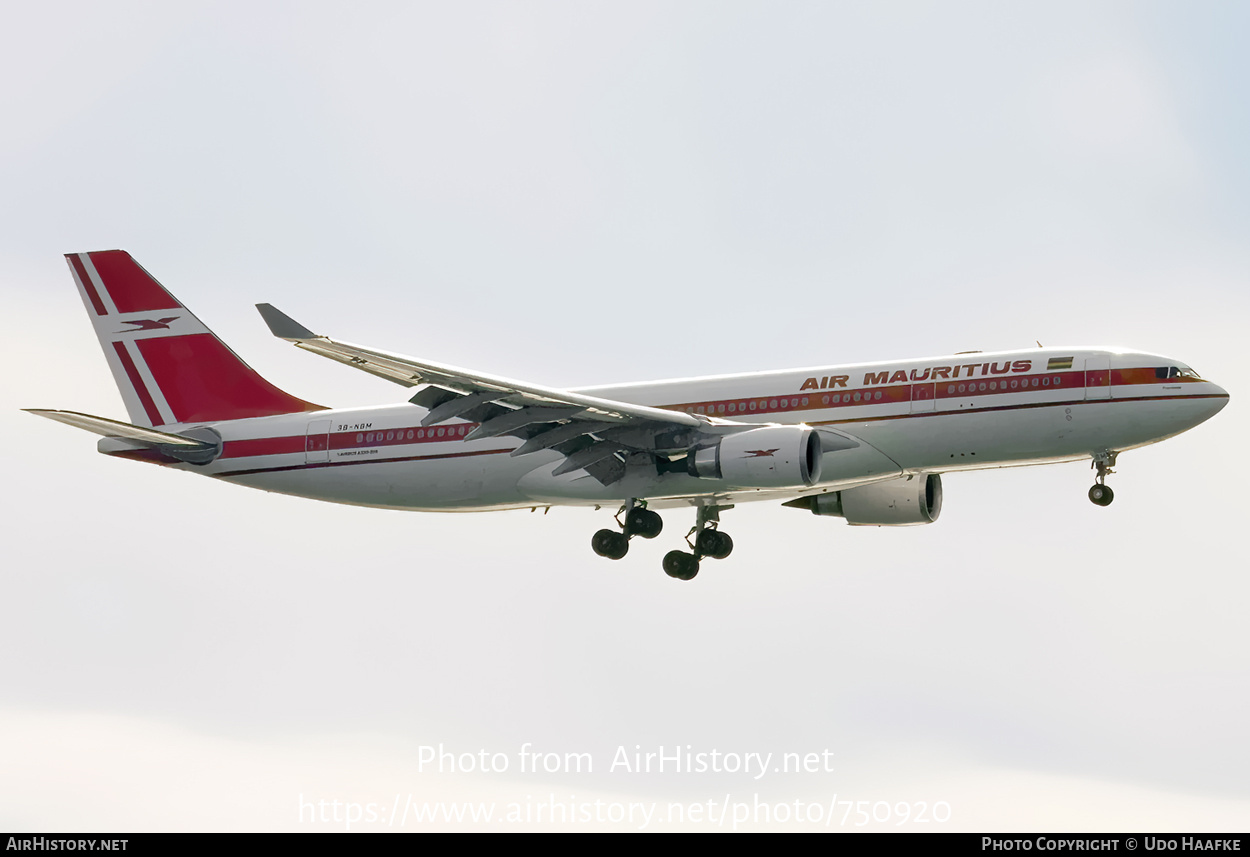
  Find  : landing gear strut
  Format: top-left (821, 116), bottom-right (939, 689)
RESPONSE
top-left (591, 499), bottom-right (662, 560)
top-left (1088, 451), bottom-right (1117, 507)
top-left (663, 504), bottom-right (735, 581)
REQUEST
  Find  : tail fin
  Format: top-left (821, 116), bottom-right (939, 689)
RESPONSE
top-left (66, 250), bottom-right (324, 426)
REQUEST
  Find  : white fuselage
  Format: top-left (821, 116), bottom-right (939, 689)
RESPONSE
top-left (109, 347), bottom-right (1227, 512)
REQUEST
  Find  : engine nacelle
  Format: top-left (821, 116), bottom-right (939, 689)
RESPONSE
top-left (688, 425), bottom-right (822, 488)
top-left (796, 473), bottom-right (942, 525)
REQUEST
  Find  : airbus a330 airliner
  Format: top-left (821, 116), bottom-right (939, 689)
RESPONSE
top-left (28, 251), bottom-right (1229, 580)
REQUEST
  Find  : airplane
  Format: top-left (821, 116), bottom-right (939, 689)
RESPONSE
top-left (27, 251), bottom-right (1230, 580)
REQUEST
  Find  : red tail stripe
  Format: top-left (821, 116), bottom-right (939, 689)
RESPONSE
top-left (135, 333), bottom-right (324, 423)
top-left (111, 342), bottom-right (164, 425)
top-left (68, 255), bottom-right (107, 316)
top-left (88, 250), bottom-right (181, 314)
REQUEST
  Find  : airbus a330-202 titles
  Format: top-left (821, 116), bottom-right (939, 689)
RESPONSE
top-left (28, 251), bottom-right (1229, 580)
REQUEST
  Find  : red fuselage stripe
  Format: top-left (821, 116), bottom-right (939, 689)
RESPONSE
top-left (221, 422), bottom-right (484, 459)
top-left (665, 368), bottom-right (1203, 418)
top-left (809, 392), bottom-right (1226, 426)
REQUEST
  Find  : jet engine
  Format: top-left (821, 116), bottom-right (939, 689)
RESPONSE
top-left (786, 473), bottom-right (942, 525)
top-left (688, 425), bottom-right (822, 488)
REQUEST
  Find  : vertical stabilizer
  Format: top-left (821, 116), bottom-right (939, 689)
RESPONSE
top-left (66, 250), bottom-right (324, 426)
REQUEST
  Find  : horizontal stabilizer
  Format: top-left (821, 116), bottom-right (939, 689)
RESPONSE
top-left (23, 409), bottom-right (215, 448)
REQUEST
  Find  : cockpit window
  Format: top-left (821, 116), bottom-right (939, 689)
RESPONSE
top-left (1154, 366), bottom-right (1201, 380)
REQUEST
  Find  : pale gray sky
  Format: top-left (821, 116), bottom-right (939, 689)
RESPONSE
top-left (2, 1), bottom-right (1247, 831)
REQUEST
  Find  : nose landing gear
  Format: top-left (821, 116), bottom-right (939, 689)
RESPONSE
top-left (1088, 451), bottom-right (1118, 507)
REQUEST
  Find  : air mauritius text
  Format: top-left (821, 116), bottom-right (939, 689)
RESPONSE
top-left (416, 744), bottom-right (834, 781)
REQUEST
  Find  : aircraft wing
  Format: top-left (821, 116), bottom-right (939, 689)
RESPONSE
top-left (256, 304), bottom-right (719, 485)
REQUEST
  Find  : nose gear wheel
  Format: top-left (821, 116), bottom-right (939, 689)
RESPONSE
top-left (1088, 451), bottom-right (1118, 507)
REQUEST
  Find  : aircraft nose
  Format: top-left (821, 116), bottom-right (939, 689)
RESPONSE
top-left (1199, 381), bottom-right (1231, 423)
top-left (1210, 381), bottom-right (1231, 407)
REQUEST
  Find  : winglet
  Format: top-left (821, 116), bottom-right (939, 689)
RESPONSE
top-left (256, 303), bottom-right (317, 341)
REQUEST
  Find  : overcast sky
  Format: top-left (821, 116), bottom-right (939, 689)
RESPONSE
top-left (2, 1), bottom-right (1247, 831)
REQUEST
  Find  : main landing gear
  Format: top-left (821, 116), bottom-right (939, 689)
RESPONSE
top-left (1088, 451), bottom-right (1118, 507)
top-left (591, 501), bottom-right (735, 581)
top-left (591, 500), bottom-right (663, 560)
top-left (662, 505), bottom-right (734, 581)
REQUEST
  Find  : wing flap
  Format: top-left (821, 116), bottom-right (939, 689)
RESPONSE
top-left (551, 441), bottom-right (628, 477)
